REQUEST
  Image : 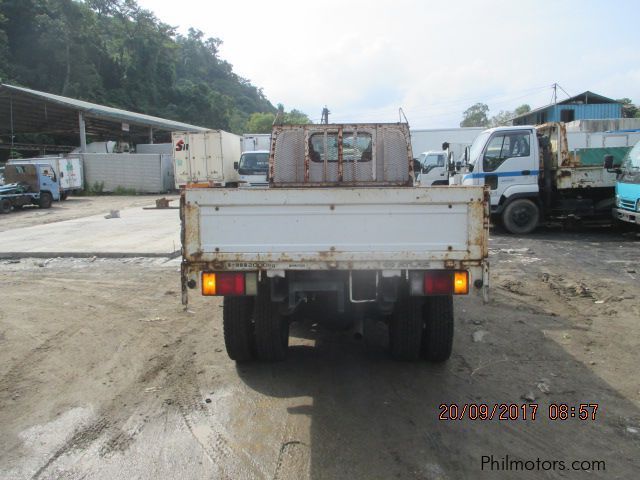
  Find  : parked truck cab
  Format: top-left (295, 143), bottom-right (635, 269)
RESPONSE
top-left (462, 123), bottom-right (625, 234)
top-left (235, 150), bottom-right (269, 187)
top-left (462, 126), bottom-right (539, 234)
top-left (609, 140), bottom-right (640, 225)
top-left (415, 150), bottom-right (449, 186)
top-left (0, 163), bottom-right (60, 213)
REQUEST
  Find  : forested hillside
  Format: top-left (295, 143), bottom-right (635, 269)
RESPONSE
top-left (0, 0), bottom-right (277, 132)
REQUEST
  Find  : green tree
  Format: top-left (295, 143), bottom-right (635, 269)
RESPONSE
top-left (489, 110), bottom-right (511, 127)
top-left (285, 109), bottom-right (311, 124)
top-left (460, 103), bottom-right (490, 127)
top-left (245, 112), bottom-right (276, 133)
top-left (617, 98), bottom-right (639, 118)
top-left (490, 104), bottom-right (531, 127)
top-left (0, 4), bottom-right (9, 80)
top-left (0, 0), bottom-right (280, 133)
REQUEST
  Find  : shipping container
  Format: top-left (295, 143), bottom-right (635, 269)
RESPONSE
top-left (242, 133), bottom-right (271, 152)
top-left (172, 130), bottom-right (242, 188)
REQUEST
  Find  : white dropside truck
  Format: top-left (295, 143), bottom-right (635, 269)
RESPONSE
top-left (181, 123), bottom-right (489, 362)
top-left (460, 122), bottom-right (637, 234)
top-left (172, 130), bottom-right (242, 188)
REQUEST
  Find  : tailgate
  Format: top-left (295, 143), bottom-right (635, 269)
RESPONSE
top-left (182, 186), bottom-right (488, 270)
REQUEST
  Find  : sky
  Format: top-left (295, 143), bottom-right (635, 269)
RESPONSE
top-left (137, 0), bottom-right (640, 128)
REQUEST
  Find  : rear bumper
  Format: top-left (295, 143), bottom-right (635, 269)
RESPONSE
top-left (613, 208), bottom-right (640, 225)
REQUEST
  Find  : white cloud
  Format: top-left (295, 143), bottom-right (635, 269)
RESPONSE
top-left (137, 0), bottom-right (640, 127)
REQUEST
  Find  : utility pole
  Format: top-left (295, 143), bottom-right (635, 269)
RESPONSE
top-left (552, 83), bottom-right (558, 105)
top-left (321, 106), bottom-right (330, 124)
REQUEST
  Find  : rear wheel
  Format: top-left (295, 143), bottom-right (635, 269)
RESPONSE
top-left (254, 283), bottom-right (289, 361)
top-left (38, 192), bottom-right (53, 209)
top-left (0, 198), bottom-right (11, 214)
top-left (222, 297), bottom-right (255, 362)
top-left (502, 198), bottom-right (539, 234)
top-left (389, 296), bottom-right (423, 361)
top-left (421, 295), bottom-right (454, 362)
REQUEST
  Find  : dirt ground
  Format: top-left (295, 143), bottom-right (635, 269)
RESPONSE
top-left (0, 218), bottom-right (639, 478)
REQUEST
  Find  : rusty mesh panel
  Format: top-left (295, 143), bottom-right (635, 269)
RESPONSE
top-left (273, 129), bottom-right (305, 183)
top-left (271, 124), bottom-right (410, 186)
top-left (309, 131), bottom-right (337, 183)
top-left (344, 131), bottom-right (375, 182)
top-left (380, 128), bottom-right (409, 182)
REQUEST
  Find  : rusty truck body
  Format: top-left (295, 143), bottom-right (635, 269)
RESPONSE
top-left (180, 123), bottom-right (489, 362)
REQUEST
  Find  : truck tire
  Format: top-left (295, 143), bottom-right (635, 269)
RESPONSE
top-left (421, 295), bottom-right (454, 362)
top-left (38, 192), bottom-right (53, 209)
top-left (502, 198), bottom-right (539, 234)
top-left (254, 284), bottom-right (289, 361)
top-left (389, 297), bottom-right (423, 361)
top-left (222, 297), bottom-right (255, 362)
top-left (0, 198), bottom-right (11, 214)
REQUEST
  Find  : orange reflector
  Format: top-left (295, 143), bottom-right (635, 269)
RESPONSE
top-left (202, 272), bottom-right (245, 296)
top-left (454, 271), bottom-right (469, 295)
top-left (202, 272), bottom-right (217, 295)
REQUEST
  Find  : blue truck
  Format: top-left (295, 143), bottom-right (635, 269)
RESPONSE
top-left (606, 140), bottom-right (640, 226)
top-left (0, 163), bottom-right (61, 214)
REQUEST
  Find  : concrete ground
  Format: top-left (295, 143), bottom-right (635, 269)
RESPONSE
top-left (0, 196), bottom-right (180, 257)
top-left (0, 197), bottom-right (639, 479)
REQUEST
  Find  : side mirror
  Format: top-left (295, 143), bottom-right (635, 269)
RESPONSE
top-left (233, 161), bottom-right (239, 170)
top-left (464, 146), bottom-right (469, 164)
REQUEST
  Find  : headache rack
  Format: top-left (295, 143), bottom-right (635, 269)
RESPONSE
top-left (269, 123), bottom-right (415, 187)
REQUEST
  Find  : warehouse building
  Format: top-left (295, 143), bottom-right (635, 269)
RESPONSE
top-left (512, 91), bottom-right (622, 126)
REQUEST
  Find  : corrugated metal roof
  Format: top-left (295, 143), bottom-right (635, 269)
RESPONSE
top-left (557, 91), bottom-right (617, 105)
top-left (0, 83), bottom-right (208, 134)
top-left (511, 91), bottom-right (621, 123)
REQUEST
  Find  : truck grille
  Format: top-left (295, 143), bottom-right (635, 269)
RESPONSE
top-left (620, 198), bottom-right (637, 210)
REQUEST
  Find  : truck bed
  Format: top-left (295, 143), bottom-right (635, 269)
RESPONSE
top-left (182, 186), bottom-right (488, 272)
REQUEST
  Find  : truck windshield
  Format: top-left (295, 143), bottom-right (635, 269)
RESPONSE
top-left (623, 142), bottom-right (640, 170)
top-left (238, 152), bottom-right (269, 175)
top-left (468, 131), bottom-right (491, 169)
top-left (620, 142), bottom-right (640, 184)
top-left (419, 153), bottom-right (445, 167)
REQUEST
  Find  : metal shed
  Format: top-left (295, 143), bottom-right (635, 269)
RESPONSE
top-left (0, 83), bottom-right (207, 154)
top-left (512, 91), bottom-right (622, 126)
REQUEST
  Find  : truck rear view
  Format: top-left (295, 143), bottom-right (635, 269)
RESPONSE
top-left (181, 123), bottom-right (489, 362)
